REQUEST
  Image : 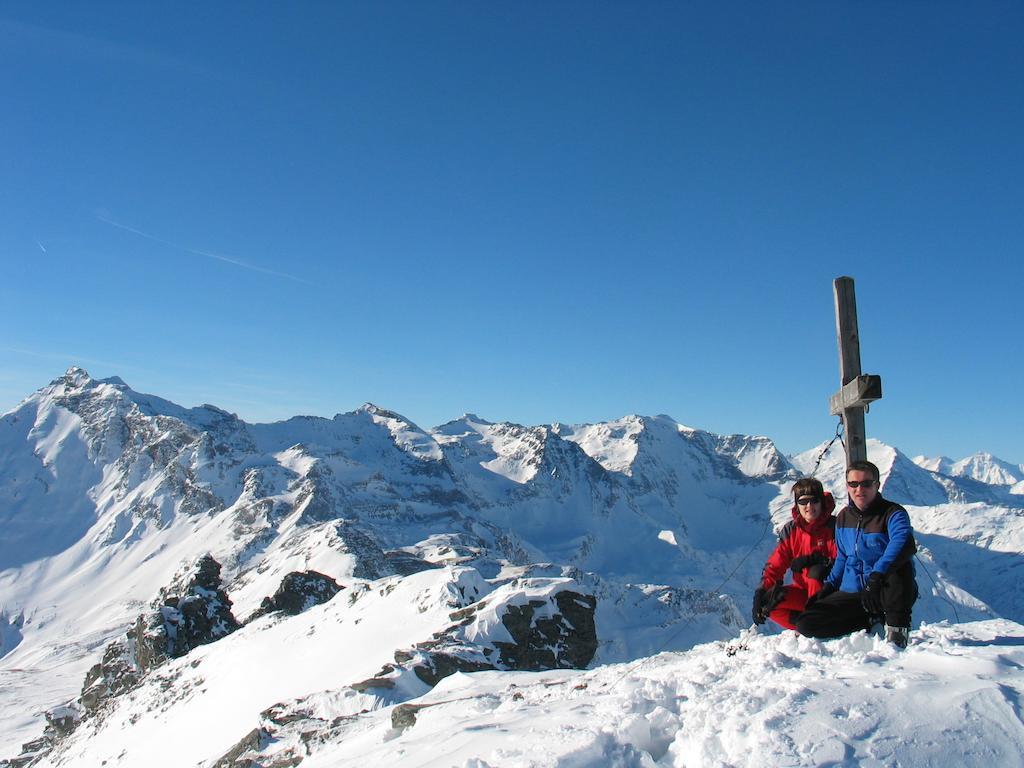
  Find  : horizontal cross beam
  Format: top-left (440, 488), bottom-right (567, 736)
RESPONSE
top-left (830, 374), bottom-right (883, 416)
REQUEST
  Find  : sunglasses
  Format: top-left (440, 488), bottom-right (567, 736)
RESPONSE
top-left (796, 497), bottom-right (821, 506)
top-left (847, 480), bottom-right (876, 488)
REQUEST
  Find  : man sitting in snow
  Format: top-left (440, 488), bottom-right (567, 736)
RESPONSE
top-left (795, 460), bottom-right (918, 648)
top-left (752, 477), bottom-right (837, 631)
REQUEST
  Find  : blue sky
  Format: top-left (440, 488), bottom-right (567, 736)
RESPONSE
top-left (2, 3), bottom-right (1022, 464)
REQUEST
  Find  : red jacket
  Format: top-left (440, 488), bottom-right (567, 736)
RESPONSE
top-left (761, 492), bottom-right (838, 592)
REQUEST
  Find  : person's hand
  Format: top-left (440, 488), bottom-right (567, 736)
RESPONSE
top-left (790, 552), bottom-right (827, 574)
top-left (806, 557), bottom-right (833, 582)
top-left (804, 583), bottom-right (836, 609)
top-left (751, 588), bottom-right (768, 624)
top-left (752, 584), bottom-right (785, 624)
top-left (861, 572), bottom-right (884, 615)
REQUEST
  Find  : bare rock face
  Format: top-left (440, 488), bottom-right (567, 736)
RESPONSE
top-left (79, 640), bottom-right (139, 711)
top-left (382, 550), bottom-right (444, 576)
top-left (348, 578), bottom-right (599, 691)
top-left (492, 590), bottom-right (598, 671)
top-left (249, 571), bottom-right (342, 620)
top-left (331, 520), bottom-right (393, 580)
top-left (83, 553), bottom-right (240, 712)
top-left (136, 553), bottom-right (241, 669)
top-left (409, 586), bottom-right (598, 685)
top-left (210, 727), bottom-right (276, 768)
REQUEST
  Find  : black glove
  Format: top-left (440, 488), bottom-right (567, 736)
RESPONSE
top-left (790, 552), bottom-right (827, 574)
top-left (804, 583), bottom-right (836, 609)
top-left (752, 584), bottom-right (785, 625)
top-left (806, 559), bottom-right (833, 582)
top-left (861, 572), bottom-right (884, 615)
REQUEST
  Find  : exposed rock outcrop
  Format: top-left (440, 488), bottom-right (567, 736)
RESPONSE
top-left (383, 550), bottom-right (444, 576)
top-left (405, 583), bottom-right (597, 685)
top-left (248, 570), bottom-right (342, 621)
top-left (493, 590), bottom-right (598, 670)
top-left (82, 554), bottom-right (240, 712)
top-left (133, 553), bottom-right (241, 670)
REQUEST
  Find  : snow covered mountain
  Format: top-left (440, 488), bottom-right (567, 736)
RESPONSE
top-left (914, 451), bottom-right (1024, 487)
top-left (1, 369), bottom-right (1022, 767)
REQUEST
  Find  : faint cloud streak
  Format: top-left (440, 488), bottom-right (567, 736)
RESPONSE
top-left (0, 345), bottom-right (136, 372)
top-left (96, 215), bottom-right (314, 285)
top-left (0, 18), bottom-right (218, 78)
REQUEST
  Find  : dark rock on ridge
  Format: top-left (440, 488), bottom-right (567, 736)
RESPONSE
top-left (248, 570), bottom-right (342, 621)
top-left (83, 553), bottom-right (240, 710)
top-left (365, 582), bottom-right (599, 689)
top-left (492, 590), bottom-right (598, 671)
top-left (130, 553), bottom-right (241, 671)
top-left (383, 549), bottom-right (444, 576)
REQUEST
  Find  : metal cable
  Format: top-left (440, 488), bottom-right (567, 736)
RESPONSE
top-left (810, 418), bottom-right (845, 477)
top-left (914, 553), bottom-right (961, 623)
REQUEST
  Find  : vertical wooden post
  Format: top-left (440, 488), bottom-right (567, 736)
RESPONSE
top-left (833, 277), bottom-right (867, 465)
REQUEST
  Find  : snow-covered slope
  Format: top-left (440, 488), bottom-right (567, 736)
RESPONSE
top-left (1, 369), bottom-right (1022, 766)
top-left (304, 619), bottom-right (1024, 768)
top-left (44, 620), bottom-right (1021, 768)
top-left (276, 619), bottom-right (1024, 768)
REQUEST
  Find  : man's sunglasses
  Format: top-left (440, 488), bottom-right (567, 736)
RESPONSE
top-left (847, 480), bottom-right (876, 488)
top-left (796, 497), bottom-right (821, 506)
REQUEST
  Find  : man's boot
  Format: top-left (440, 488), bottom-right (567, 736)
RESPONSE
top-left (885, 625), bottom-right (910, 649)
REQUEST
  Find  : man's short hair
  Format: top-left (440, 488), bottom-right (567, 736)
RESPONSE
top-left (846, 460), bottom-right (880, 482)
top-left (792, 477), bottom-right (825, 499)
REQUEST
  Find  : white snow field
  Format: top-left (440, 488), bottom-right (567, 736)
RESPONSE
top-left (287, 620), bottom-right (1024, 768)
top-left (1, 369), bottom-right (1023, 767)
top-left (29, 615), bottom-right (1024, 768)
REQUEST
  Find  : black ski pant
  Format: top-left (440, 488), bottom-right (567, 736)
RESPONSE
top-left (795, 566), bottom-right (917, 638)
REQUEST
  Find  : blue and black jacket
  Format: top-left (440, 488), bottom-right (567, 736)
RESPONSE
top-left (826, 493), bottom-right (917, 593)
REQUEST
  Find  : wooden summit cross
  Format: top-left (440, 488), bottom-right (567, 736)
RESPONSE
top-left (830, 276), bottom-right (882, 465)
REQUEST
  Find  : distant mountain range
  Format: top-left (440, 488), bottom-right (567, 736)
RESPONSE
top-left (913, 451), bottom-right (1024, 489)
top-left (1, 368), bottom-right (1021, 766)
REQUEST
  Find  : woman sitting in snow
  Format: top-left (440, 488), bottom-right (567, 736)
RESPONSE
top-left (752, 477), bottom-right (837, 630)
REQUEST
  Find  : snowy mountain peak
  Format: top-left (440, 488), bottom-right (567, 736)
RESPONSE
top-left (58, 366), bottom-right (92, 387)
top-left (36, 366), bottom-right (100, 402)
top-left (354, 401), bottom-right (387, 416)
top-left (432, 413), bottom-right (496, 436)
top-left (349, 403), bottom-right (443, 463)
top-left (950, 452), bottom-right (1022, 486)
top-left (708, 432), bottom-right (795, 480)
top-left (913, 452), bottom-right (1021, 486)
top-left (555, 415), bottom-right (646, 474)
